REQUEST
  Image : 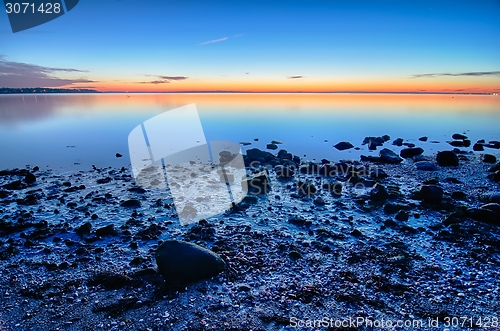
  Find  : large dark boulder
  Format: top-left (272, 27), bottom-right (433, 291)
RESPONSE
top-left (420, 184), bottom-right (443, 202)
top-left (436, 151), bottom-right (459, 166)
top-left (400, 147), bottom-right (424, 158)
top-left (155, 240), bottom-right (225, 284)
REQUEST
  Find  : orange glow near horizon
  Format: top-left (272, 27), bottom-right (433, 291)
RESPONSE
top-left (41, 93), bottom-right (500, 118)
top-left (64, 77), bottom-right (500, 94)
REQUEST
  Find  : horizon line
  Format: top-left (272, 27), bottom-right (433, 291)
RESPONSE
top-left (0, 87), bottom-right (496, 95)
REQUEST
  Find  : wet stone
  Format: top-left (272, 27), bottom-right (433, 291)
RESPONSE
top-left (24, 173), bottom-right (36, 184)
top-left (400, 147), bottom-right (424, 158)
top-left (155, 240), bottom-right (226, 284)
top-left (420, 185), bottom-right (443, 202)
top-left (481, 154), bottom-right (497, 163)
top-left (370, 183), bottom-right (389, 201)
top-left (436, 151), bottom-right (459, 166)
top-left (75, 222), bottom-right (92, 237)
top-left (334, 141), bottom-right (354, 151)
top-left (95, 224), bottom-right (117, 237)
top-left (120, 199), bottom-right (142, 208)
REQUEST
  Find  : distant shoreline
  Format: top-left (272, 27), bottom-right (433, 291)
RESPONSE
top-left (0, 88), bottom-right (496, 96)
top-left (0, 88), bottom-right (99, 94)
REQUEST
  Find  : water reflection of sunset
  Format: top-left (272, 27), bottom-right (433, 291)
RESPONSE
top-left (4, 93), bottom-right (496, 118)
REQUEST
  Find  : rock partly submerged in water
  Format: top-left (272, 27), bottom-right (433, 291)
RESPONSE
top-left (473, 142), bottom-right (484, 151)
top-left (361, 148), bottom-right (403, 164)
top-left (400, 147), bottom-right (424, 158)
top-left (246, 148), bottom-right (275, 163)
top-left (392, 138), bottom-right (404, 146)
top-left (452, 133), bottom-right (468, 140)
top-left (334, 141), bottom-right (354, 151)
top-left (362, 135), bottom-right (390, 150)
top-left (155, 240), bottom-right (226, 284)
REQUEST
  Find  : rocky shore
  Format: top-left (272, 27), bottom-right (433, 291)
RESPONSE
top-left (1, 133), bottom-right (500, 331)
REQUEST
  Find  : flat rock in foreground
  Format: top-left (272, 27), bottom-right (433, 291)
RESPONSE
top-left (155, 240), bottom-right (226, 284)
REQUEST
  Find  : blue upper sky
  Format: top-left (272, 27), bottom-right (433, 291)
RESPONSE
top-left (0, 0), bottom-right (499, 92)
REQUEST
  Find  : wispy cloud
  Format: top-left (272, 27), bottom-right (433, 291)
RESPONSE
top-left (199, 37), bottom-right (228, 45)
top-left (137, 75), bottom-right (188, 84)
top-left (288, 75), bottom-right (303, 79)
top-left (198, 33), bottom-right (244, 46)
top-left (0, 56), bottom-right (94, 88)
top-left (411, 71), bottom-right (500, 78)
top-left (158, 76), bottom-right (187, 80)
top-left (137, 80), bottom-right (170, 85)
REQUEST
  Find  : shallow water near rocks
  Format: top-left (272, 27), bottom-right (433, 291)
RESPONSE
top-left (1, 93), bottom-right (500, 330)
top-left (1, 93), bottom-right (499, 170)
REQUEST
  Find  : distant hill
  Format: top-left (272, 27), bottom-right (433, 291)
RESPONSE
top-left (0, 87), bottom-right (99, 94)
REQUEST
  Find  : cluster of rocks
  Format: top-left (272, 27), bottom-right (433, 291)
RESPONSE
top-left (1, 138), bottom-right (500, 330)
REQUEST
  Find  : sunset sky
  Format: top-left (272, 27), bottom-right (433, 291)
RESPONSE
top-left (0, 0), bottom-right (499, 93)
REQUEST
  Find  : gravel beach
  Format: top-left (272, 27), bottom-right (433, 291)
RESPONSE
top-left (1, 139), bottom-right (500, 331)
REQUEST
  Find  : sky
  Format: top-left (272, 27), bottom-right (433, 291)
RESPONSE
top-left (0, 0), bottom-right (499, 93)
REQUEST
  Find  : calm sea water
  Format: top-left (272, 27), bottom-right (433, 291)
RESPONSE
top-left (0, 93), bottom-right (499, 171)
